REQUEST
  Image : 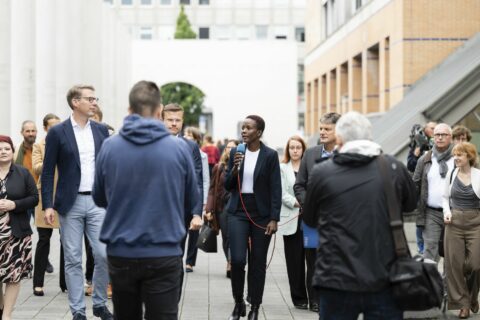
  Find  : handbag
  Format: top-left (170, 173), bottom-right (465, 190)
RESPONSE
top-left (196, 222), bottom-right (217, 253)
top-left (378, 156), bottom-right (444, 311)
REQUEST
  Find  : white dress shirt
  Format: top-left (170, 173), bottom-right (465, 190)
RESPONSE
top-left (427, 154), bottom-right (454, 208)
top-left (71, 116), bottom-right (95, 192)
top-left (241, 148), bottom-right (259, 194)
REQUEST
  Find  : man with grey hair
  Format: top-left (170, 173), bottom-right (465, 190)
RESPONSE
top-left (294, 112), bottom-right (341, 313)
top-left (413, 123), bottom-right (454, 262)
top-left (303, 112), bottom-right (416, 319)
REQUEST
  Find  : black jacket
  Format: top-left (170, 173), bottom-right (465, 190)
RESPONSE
top-left (224, 143), bottom-right (282, 221)
top-left (293, 145), bottom-right (327, 207)
top-left (303, 152), bottom-right (417, 292)
top-left (3, 164), bottom-right (39, 238)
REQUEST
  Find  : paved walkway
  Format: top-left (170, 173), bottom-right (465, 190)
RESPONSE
top-left (10, 223), bottom-right (480, 319)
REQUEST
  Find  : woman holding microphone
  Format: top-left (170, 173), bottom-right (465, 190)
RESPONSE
top-left (225, 115), bottom-right (281, 320)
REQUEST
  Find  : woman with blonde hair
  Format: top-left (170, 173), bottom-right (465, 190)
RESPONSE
top-left (443, 142), bottom-right (480, 319)
top-left (278, 136), bottom-right (310, 309)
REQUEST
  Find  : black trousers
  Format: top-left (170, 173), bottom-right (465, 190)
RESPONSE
top-left (33, 227), bottom-right (66, 289)
top-left (108, 255), bottom-right (182, 320)
top-left (185, 229), bottom-right (199, 266)
top-left (283, 221), bottom-right (309, 305)
top-left (228, 209), bottom-right (271, 305)
top-left (305, 248), bottom-right (317, 304)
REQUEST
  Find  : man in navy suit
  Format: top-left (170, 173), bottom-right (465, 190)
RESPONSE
top-left (41, 85), bottom-right (113, 320)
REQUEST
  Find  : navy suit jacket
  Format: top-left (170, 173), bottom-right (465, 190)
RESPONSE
top-left (180, 136), bottom-right (203, 217)
top-left (41, 118), bottom-right (109, 214)
top-left (224, 142), bottom-right (281, 221)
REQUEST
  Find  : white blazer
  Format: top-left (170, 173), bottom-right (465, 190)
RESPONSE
top-left (278, 161), bottom-right (300, 236)
top-left (442, 167), bottom-right (480, 217)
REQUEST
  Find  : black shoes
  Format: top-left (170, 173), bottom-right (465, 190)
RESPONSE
top-left (33, 287), bottom-right (45, 296)
top-left (309, 303), bottom-right (319, 312)
top-left (72, 313), bottom-right (87, 320)
top-left (293, 302), bottom-right (308, 310)
top-left (93, 305), bottom-right (114, 320)
top-left (228, 301), bottom-right (246, 320)
top-left (247, 305), bottom-right (259, 320)
top-left (46, 261), bottom-right (54, 274)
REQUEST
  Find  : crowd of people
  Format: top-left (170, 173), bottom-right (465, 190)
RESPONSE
top-left (0, 79), bottom-right (479, 320)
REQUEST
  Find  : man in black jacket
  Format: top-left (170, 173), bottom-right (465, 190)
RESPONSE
top-left (293, 112), bottom-right (340, 313)
top-left (303, 112), bottom-right (417, 320)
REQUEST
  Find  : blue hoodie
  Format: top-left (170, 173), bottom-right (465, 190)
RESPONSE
top-left (93, 114), bottom-right (200, 258)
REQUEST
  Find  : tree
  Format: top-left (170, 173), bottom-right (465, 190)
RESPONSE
top-left (174, 5), bottom-right (197, 39)
top-left (161, 83), bottom-right (204, 126)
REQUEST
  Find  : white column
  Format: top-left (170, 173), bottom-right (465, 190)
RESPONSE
top-left (11, 0), bottom-right (36, 143)
top-left (35, 0), bottom-right (57, 130)
top-left (0, 0), bottom-right (12, 137)
top-left (54, 0), bottom-right (75, 119)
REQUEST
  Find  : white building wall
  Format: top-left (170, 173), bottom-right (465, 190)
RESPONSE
top-left (2, 0), bottom-right (131, 144)
top-left (0, 0), bottom-right (11, 136)
top-left (131, 40), bottom-right (298, 149)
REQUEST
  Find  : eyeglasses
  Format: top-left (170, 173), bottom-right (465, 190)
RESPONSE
top-left (75, 96), bottom-right (99, 103)
top-left (434, 133), bottom-right (451, 139)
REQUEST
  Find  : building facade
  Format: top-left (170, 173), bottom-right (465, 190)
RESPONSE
top-left (1, 0), bottom-right (131, 144)
top-left (304, 0), bottom-right (480, 137)
top-left (105, 0), bottom-right (307, 133)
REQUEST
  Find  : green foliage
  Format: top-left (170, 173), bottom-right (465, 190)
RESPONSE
top-left (161, 82), bottom-right (205, 126)
top-left (174, 5), bottom-right (197, 39)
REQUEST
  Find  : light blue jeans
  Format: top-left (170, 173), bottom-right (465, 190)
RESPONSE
top-left (59, 195), bottom-right (108, 316)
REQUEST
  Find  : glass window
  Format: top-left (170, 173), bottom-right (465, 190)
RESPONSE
top-left (356, 0), bottom-right (362, 10)
top-left (121, 0), bottom-right (133, 5)
top-left (199, 27), bottom-right (210, 39)
top-left (180, 0), bottom-right (191, 4)
top-left (274, 26), bottom-right (288, 40)
top-left (140, 26), bottom-right (153, 40)
top-left (236, 26), bottom-right (251, 40)
top-left (295, 27), bottom-right (305, 42)
top-left (215, 26), bottom-right (231, 40)
top-left (103, 0), bottom-right (113, 4)
top-left (255, 25), bottom-right (268, 40)
top-left (141, 0), bottom-right (152, 4)
top-left (160, 0), bottom-right (172, 4)
top-left (199, 0), bottom-right (209, 4)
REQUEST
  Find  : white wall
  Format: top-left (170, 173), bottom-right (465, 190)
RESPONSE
top-left (131, 40), bottom-right (298, 149)
top-left (1, 0), bottom-right (131, 145)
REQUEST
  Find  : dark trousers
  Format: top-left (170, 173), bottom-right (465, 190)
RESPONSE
top-left (318, 288), bottom-right (402, 320)
top-left (185, 229), bottom-right (199, 266)
top-left (108, 255), bottom-right (182, 320)
top-left (218, 210), bottom-right (230, 261)
top-left (33, 227), bottom-right (66, 289)
top-left (60, 244), bottom-right (67, 291)
top-left (305, 248), bottom-right (317, 304)
top-left (228, 212), bottom-right (271, 305)
top-left (85, 235), bottom-right (95, 282)
top-left (283, 223), bottom-right (308, 305)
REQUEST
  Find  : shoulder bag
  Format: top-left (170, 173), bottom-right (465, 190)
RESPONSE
top-left (378, 155), bottom-right (443, 311)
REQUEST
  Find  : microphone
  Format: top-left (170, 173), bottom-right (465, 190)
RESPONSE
top-left (236, 143), bottom-right (246, 170)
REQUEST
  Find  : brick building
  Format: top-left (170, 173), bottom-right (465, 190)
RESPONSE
top-left (304, 0), bottom-right (480, 137)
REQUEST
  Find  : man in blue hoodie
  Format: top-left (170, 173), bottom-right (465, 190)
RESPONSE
top-left (92, 80), bottom-right (202, 320)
